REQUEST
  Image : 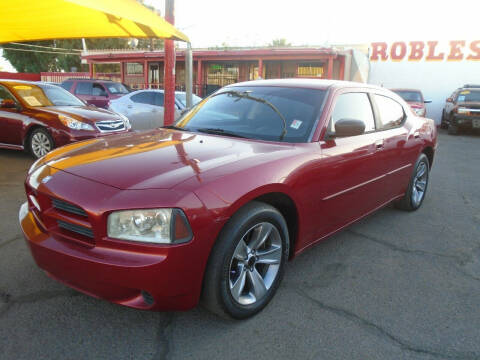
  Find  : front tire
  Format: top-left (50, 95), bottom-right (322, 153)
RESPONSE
top-left (448, 123), bottom-right (458, 135)
top-left (394, 153), bottom-right (429, 211)
top-left (202, 201), bottom-right (289, 319)
top-left (440, 111), bottom-right (448, 129)
top-left (29, 128), bottom-right (54, 159)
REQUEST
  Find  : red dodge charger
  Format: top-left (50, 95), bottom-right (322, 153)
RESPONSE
top-left (19, 79), bottom-right (437, 319)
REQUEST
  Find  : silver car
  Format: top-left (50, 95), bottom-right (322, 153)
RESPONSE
top-left (108, 90), bottom-right (202, 130)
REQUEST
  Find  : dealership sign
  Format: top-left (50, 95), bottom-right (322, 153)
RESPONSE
top-left (370, 40), bottom-right (480, 62)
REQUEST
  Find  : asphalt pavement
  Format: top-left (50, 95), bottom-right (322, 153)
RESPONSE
top-left (1, 130), bottom-right (479, 360)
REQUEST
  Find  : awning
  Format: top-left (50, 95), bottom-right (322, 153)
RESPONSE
top-left (0, 0), bottom-right (189, 44)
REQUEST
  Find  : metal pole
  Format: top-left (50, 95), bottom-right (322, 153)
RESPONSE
top-left (185, 42), bottom-right (193, 108)
top-left (164, 0), bottom-right (176, 126)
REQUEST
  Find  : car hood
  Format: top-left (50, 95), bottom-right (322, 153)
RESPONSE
top-left (43, 129), bottom-right (295, 190)
top-left (37, 105), bottom-right (122, 124)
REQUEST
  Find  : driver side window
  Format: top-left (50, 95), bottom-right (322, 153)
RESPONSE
top-left (330, 92), bottom-right (375, 134)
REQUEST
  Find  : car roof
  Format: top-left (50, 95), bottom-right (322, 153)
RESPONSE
top-left (63, 78), bottom-right (117, 83)
top-left (228, 78), bottom-right (385, 91)
top-left (129, 89), bottom-right (186, 95)
top-left (390, 88), bottom-right (423, 93)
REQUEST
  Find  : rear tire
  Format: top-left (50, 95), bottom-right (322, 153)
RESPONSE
top-left (394, 154), bottom-right (429, 211)
top-left (440, 111), bottom-right (448, 129)
top-left (29, 128), bottom-right (54, 159)
top-left (202, 201), bottom-right (289, 319)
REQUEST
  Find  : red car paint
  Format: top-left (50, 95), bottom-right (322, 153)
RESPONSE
top-left (0, 80), bottom-right (130, 152)
top-left (61, 79), bottom-right (129, 109)
top-left (19, 79), bottom-right (437, 311)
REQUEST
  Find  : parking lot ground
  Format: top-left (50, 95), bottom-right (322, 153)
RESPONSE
top-left (1, 130), bottom-right (479, 360)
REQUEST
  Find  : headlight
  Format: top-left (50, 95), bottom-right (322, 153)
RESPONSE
top-left (107, 208), bottom-right (192, 244)
top-left (117, 113), bottom-right (131, 129)
top-left (413, 108), bottom-right (425, 116)
top-left (457, 107), bottom-right (469, 114)
top-left (59, 115), bottom-right (94, 131)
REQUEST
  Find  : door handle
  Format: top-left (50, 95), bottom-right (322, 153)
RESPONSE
top-left (414, 131), bottom-right (420, 139)
top-left (127, 105), bottom-right (133, 109)
top-left (375, 139), bottom-right (384, 149)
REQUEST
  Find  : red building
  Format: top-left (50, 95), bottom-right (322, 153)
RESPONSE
top-left (81, 47), bottom-right (353, 96)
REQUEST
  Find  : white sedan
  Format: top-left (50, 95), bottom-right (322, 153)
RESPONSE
top-left (108, 89), bottom-right (202, 130)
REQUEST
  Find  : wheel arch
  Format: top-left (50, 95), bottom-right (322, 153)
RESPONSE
top-left (422, 146), bottom-right (434, 168)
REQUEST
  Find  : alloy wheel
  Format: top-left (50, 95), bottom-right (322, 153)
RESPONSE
top-left (31, 132), bottom-right (52, 157)
top-left (229, 222), bottom-right (282, 305)
top-left (411, 161), bottom-right (428, 207)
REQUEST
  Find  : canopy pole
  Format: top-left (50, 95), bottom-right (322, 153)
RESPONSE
top-left (163, 0), bottom-right (176, 126)
top-left (185, 42), bottom-right (193, 108)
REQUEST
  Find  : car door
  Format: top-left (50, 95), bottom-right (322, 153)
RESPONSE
top-left (0, 84), bottom-right (26, 146)
top-left (370, 93), bottom-right (417, 200)
top-left (445, 90), bottom-right (458, 118)
top-left (312, 90), bottom-right (386, 238)
top-left (74, 82), bottom-right (94, 105)
top-left (127, 91), bottom-right (157, 130)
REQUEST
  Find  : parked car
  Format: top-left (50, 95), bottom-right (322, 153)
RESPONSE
top-left (441, 84), bottom-right (480, 134)
top-left (19, 79), bottom-right (437, 319)
top-left (0, 80), bottom-right (131, 158)
top-left (108, 89), bottom-right (202, 130)
top-left (391, 88), bottom-right (431, 117)
top-left (61, 78), bottom-right (130, 108)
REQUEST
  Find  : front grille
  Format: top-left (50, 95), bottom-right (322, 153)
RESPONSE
top-left (95, 120), bottom-right (126, 132)
top-left (52, 198), bottom-right (87, 217)
top-left (57, 220), bottom-right (94, 238)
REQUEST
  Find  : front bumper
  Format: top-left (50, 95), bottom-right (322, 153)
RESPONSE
top-left (19, 198), bottom-right (203, 310)
top-left (452, 115), bottom-right (480, 129)
top-left (53, 128), bottom-right (130, 147)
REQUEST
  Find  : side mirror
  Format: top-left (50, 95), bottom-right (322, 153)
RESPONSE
top-left (424, 99), bottom-right (432, 104)
top-left (0, 99), bottom-right (17, 109)
top-left (446, 97), bottom-right (453, 103)
top-left (334, 119), bottom-right (366, 137)
top-left (180, 108), bottom-right (190, 116)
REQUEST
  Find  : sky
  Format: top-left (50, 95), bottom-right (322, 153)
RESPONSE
top-left (2, 0), bottom-right (479, 72)
top-left (147, 0), bottom-right (480, 48)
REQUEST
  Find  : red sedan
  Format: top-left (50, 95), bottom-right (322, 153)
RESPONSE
top-left (19, 79), bottom-right (437, 319)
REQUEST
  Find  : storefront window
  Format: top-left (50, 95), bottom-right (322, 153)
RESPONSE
top-left (297, 62), bottom-right (324, 77)
top-left (126, 63), bottom-right (144, 75)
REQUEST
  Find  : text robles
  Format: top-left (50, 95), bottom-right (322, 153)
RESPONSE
top-left (370, 41), bottom-right (480, 62)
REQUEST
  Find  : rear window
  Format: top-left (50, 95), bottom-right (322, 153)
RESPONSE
top-left (131, 91), bottom-right (155, 105)
top-left (393, 91), bottom-right (423, 103)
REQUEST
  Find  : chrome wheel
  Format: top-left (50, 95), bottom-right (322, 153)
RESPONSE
top-left (229, 222), bottom-right (282, 305)
top-left (31, 131), bottom-right (52, 158)
top-left (411, 161), bottom-right (428, 207)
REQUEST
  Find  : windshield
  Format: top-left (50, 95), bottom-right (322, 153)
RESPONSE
top-left (13, 84), bottom-right (84, 107)
top-left (175, 93), bottom-right (202, 108)
top-left (394, 91), bottom-right (423, 103)
top-left (175, 86), bottom-right (326, 143)
top-left (104, 82), bottom-right (129, 94)
top-left (457, 90), bottom-right (480, 102)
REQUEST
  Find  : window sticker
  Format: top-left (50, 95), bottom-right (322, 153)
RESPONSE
top-left (23, 96), bottom-right (42, 106)
top-left (290, 119), bottom-right (302, 129)
top-left (460, 91), bottom-right (470, 95)
top-left (457, 95), bottom-right (466, 102)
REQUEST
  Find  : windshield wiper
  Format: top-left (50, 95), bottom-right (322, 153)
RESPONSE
top-left (162, 125), bottom-right (189, 131)
top-left (212, 90), bottom-right (288, 141)
top-left (196, 128), bottom-right (248, 139)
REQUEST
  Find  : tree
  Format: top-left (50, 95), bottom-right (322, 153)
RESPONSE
top-left (268, 38), bottom-right (292, 47)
